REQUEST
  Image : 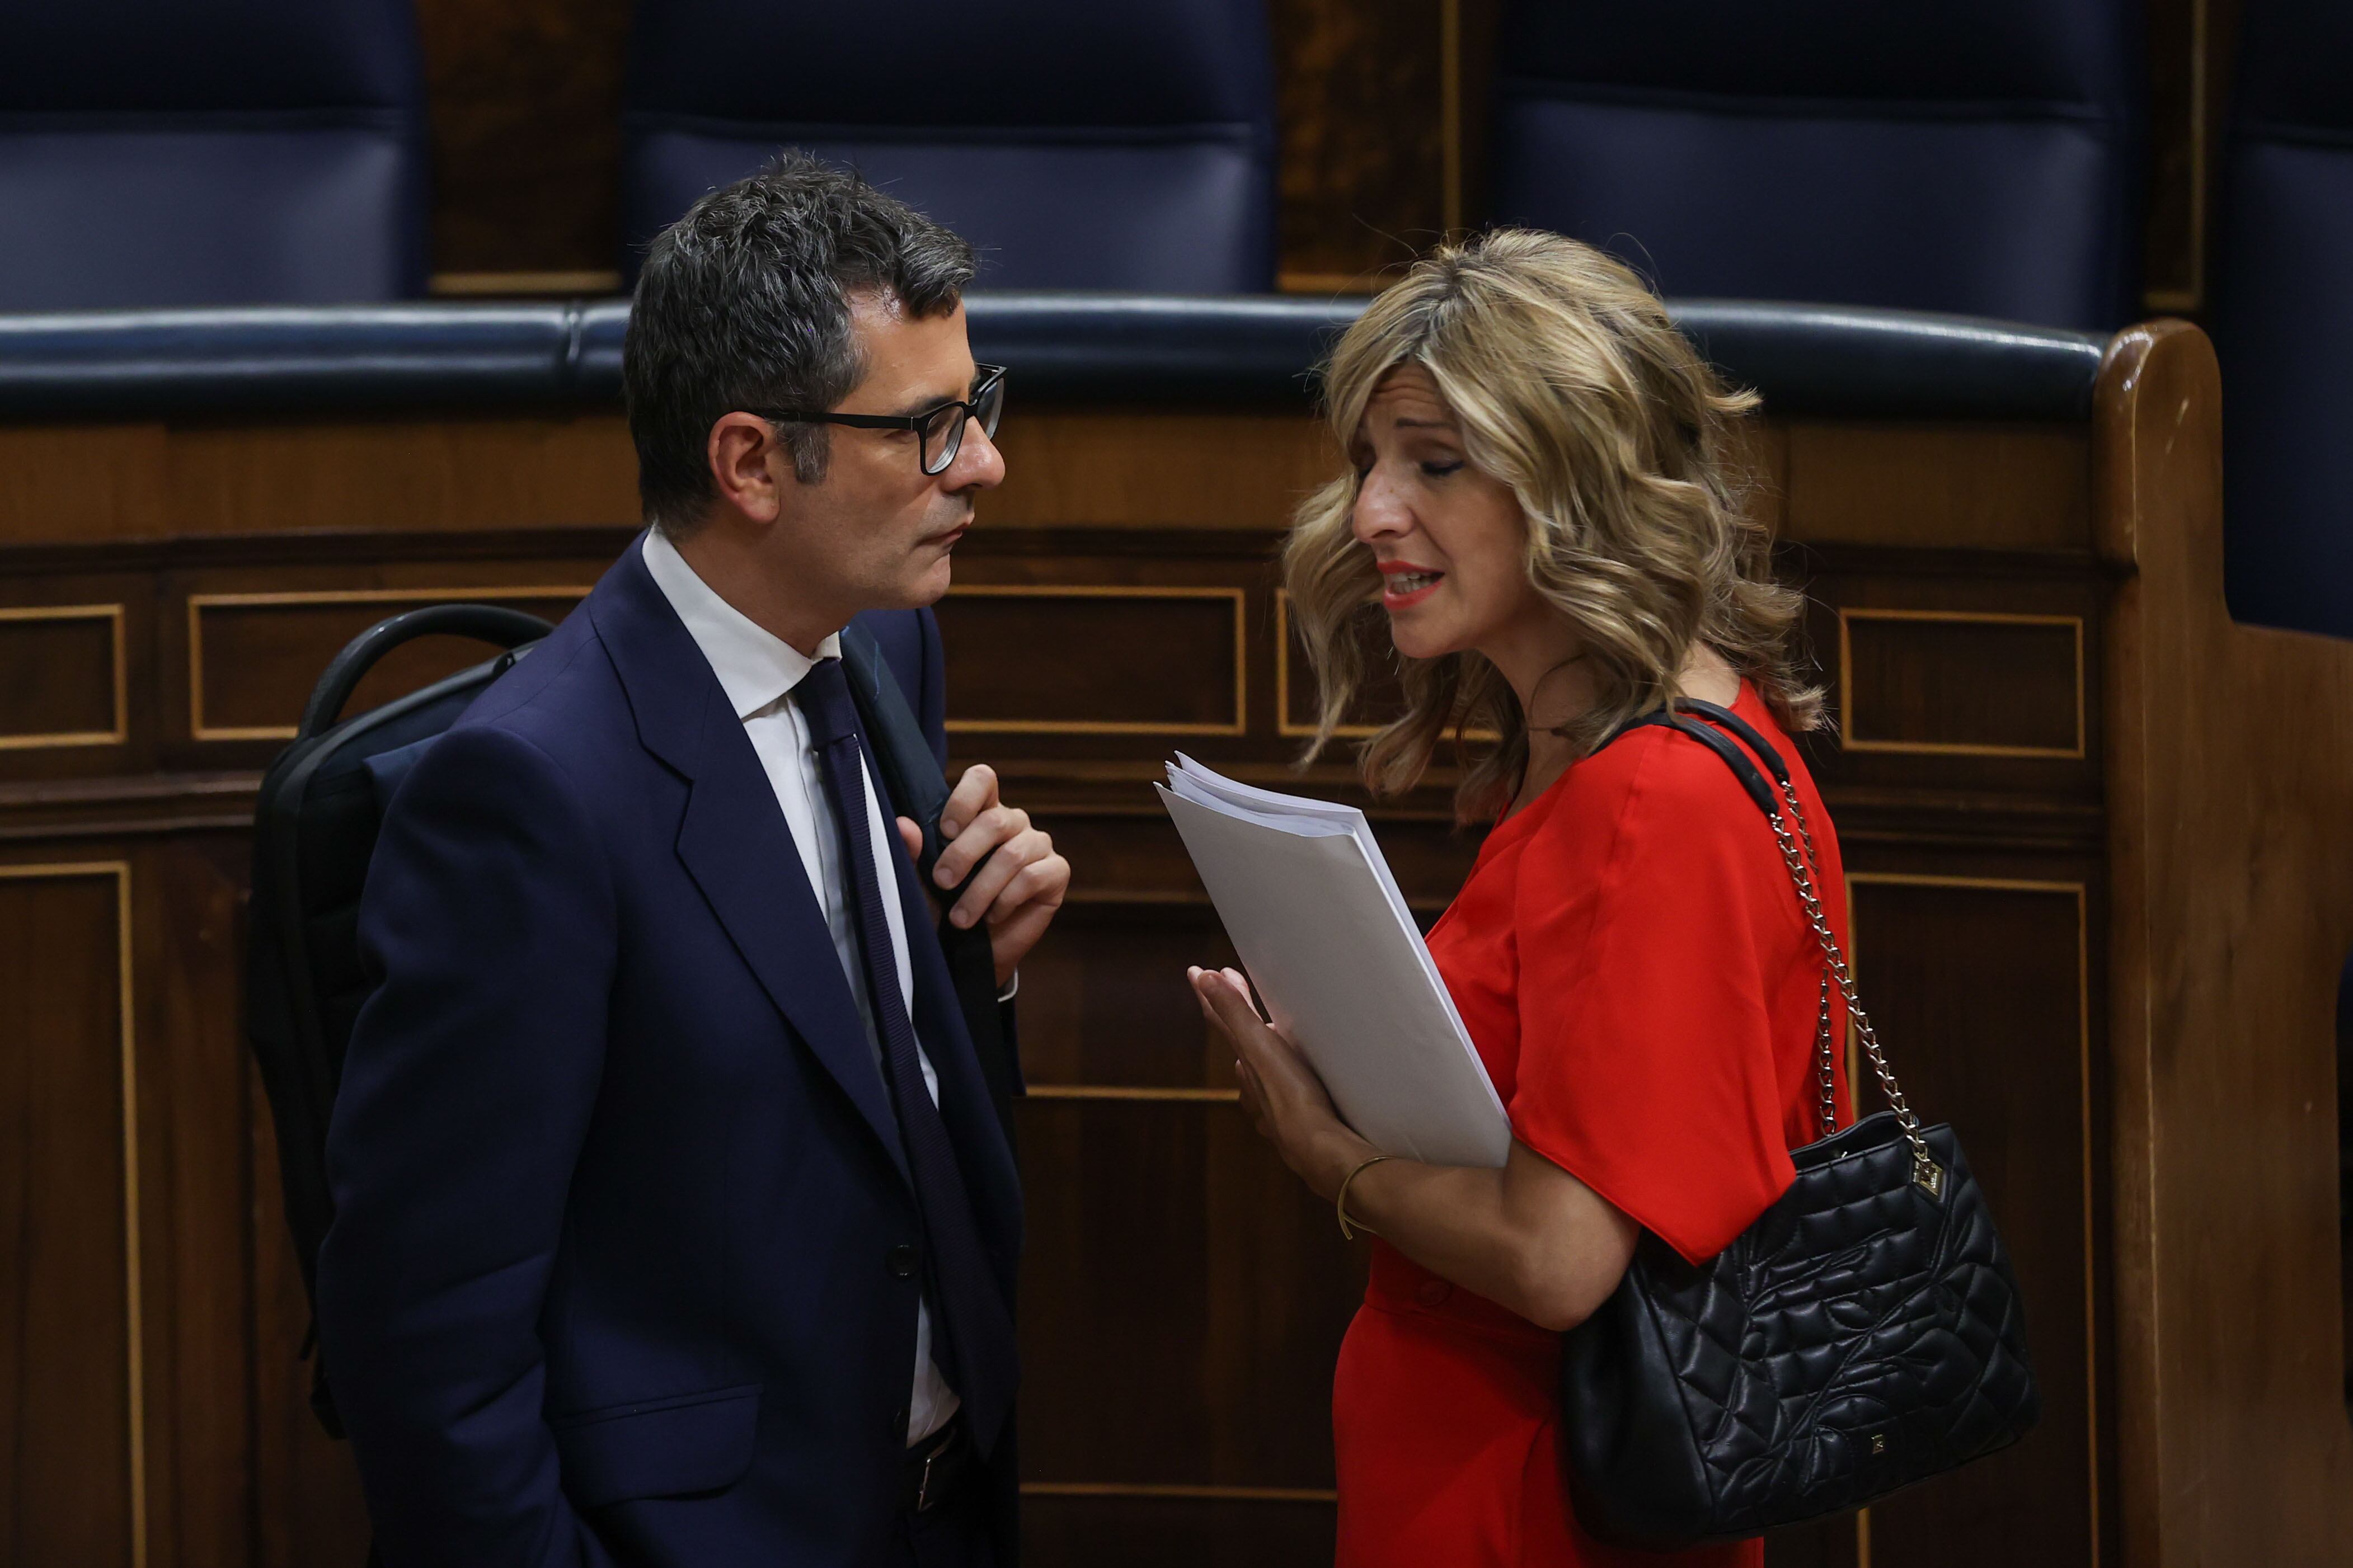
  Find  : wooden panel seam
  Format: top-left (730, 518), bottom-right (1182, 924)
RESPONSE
top-left (185, 586), bottom-right (590, 743)
top-left (0, 860), bottom-right (142, 1568)
top-left (0, 604), bottom-right (127, 750)
top-left (1838, 609), bottom-right (2088, 760)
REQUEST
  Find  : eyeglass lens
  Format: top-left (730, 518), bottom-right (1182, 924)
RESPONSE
top-left (918, 373), bottom-right (1007, 476)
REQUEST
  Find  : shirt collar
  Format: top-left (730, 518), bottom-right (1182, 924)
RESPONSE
top-left (640, 529), bottom-right (841, 720)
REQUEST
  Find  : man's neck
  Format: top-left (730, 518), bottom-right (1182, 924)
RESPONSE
top-left (668, 522), bottom-right (842, 658)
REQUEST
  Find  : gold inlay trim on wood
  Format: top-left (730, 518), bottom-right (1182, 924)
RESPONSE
top-left (186, 586), bottom-right (589, 742)
top-left (1843, 871), bottom-right (2097, 1567)
top-left (1022, 1482), bottom-right (1337, 1504)
top-left (0, 603), bottom-right (128, 749)
top-left (0, 861), bottom-right (143, 1568)
top-left (940, 584), bottom-right (1248, 737)
top-left (1837, 608), bottom-right (2087, 760)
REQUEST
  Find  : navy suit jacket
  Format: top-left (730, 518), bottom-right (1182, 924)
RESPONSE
top-left (315, 541), bottom-right (1021, 1567)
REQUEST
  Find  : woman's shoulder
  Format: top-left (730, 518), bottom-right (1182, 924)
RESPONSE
top-left (1525, 712), bottom-right (1781, 870)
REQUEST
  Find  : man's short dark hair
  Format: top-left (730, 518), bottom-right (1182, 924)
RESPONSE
top-left (623, 152), bottom-right (978, 534)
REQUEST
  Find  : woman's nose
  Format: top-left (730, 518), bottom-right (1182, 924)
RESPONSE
top-left (1352, 466), bottom-right (1412, 544)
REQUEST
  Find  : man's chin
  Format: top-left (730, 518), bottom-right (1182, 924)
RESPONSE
top-left (876, 554), bottom-right (955, 611)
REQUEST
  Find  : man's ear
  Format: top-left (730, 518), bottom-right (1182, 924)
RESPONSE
top-left (707, 413), bottom-right (790, 524)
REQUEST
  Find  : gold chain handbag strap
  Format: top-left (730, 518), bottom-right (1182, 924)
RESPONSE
top-left (1762, 775), bottom-right (1944, 1197)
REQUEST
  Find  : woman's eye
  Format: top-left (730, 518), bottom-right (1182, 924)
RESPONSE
top-left (1420, 460), bottom-right (1464, 478)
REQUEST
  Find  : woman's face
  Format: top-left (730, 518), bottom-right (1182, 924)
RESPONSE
top-left (1349, 365), bottom-right (1543, 662)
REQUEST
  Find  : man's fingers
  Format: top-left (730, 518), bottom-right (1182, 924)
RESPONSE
top-left (946, 823), bottom-right (1039, 926)
top-left (938, 763), bottom-right (998, 839)
top-left (934, 803), bottom-right (1029, 890)
top-left (894, 816), bottom-right (924, 863)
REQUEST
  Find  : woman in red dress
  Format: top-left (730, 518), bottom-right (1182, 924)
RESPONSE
top-left (1190, 230), bottom-right (1852, 1567)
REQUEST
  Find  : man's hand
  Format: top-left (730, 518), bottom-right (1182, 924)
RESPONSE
top-left (893, 763), bottom-right (1068, 988)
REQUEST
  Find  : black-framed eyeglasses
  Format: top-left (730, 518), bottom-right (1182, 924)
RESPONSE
top-left (763, 363), bottom-right (1007, 476)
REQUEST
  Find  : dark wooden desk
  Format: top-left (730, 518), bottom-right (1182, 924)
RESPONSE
top-left (1, 311), bottom-right (2343, 1568)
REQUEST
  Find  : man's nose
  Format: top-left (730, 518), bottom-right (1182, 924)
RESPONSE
top-left (946, 417), bottom-right (1006, 492)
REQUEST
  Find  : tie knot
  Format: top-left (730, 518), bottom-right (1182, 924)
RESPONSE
top-left (796, 656), bottom-right (862, 750)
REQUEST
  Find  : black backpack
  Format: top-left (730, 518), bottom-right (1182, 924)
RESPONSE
top-left (245, 602), bottom-right (1015, 1437)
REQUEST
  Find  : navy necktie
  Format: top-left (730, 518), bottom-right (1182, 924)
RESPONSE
top-left (795, 656), bottom-right (1015, 1453)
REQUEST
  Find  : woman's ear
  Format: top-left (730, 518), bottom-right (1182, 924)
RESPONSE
top-left (707, 413), bottom-right (786, 524)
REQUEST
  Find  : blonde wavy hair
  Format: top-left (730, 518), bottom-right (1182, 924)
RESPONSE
top-left (1283, 229), bottom-right (1821, 823)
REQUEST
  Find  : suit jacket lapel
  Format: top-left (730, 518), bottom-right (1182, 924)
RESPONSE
top-left (590, 539), bottom-right (913, 1189)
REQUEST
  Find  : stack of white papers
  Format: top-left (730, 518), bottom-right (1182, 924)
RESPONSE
top-left (1156, 755), bottom-right (1511, 1169)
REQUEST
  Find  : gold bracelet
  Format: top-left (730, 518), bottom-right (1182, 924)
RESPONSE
top-left (1336, 1154), bottom-right (1395, 1241)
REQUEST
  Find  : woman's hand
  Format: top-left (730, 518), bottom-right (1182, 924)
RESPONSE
top-left (1190, 966), bottom-right (1375, 1201)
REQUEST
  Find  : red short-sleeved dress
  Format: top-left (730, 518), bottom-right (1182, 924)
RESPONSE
top-left (1332, 683), bottom-right (1852, 1568)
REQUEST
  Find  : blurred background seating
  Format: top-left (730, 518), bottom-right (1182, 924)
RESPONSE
top-left (2213, 0), bottom-right (2353, 637)
top-left (618, 0), bottom-right (1278, 291)
top-left (0, 0), bottom-right (430, 311)
top-left (1486, 0), bottom-right (2145, 329)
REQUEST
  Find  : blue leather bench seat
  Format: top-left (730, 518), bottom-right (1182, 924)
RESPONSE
top-left (0, 297), bottom-right (2106, 425)
top-left (1489, 0), bottom-right (2144, 331)
top-left (0, 0), bottom-right (429, 312)
top-left (621, 0), bottom-right (1278, 293)
top-left (2214, 0), bottom-right (2353, 637)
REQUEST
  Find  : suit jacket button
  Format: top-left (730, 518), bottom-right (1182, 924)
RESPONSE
top-left (887, 1244), bottom-right (919, 1278)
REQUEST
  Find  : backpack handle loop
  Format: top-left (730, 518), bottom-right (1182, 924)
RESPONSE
top-left (298, 604), bottom-right (555, 741)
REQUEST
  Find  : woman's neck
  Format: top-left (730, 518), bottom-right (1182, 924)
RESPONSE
top-left (1486, 632), bottom-right (1744, 818)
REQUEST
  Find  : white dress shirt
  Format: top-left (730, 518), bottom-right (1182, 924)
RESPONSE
top-left (641, 530), bottom-right (959, 1447)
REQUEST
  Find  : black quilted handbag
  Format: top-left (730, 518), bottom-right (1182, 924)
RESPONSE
top-left (1557, 700), bottom-right (2040, 1549)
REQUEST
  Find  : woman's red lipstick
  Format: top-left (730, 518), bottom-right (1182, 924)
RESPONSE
top-left (1378, 560), bottom-right (1444, 610)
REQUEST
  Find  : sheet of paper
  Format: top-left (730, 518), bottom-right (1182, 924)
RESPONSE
top-left (1156, 763), bottom-right (1510, 1169)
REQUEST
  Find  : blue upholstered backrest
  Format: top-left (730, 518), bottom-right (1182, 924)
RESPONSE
top-left (0, 0), bottom-right (430, 310)
top-left (621, 0), bottom-right (1278, 292)
top-left (2215, 0), bottom-right (2353, 637)
top-left (1490, 0), bottom-right (2144, 331)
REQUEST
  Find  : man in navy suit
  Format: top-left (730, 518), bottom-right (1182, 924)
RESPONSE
top-left (315, 154), bottom-right (1068, 1567)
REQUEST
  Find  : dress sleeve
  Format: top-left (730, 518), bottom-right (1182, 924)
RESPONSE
top-left (1509, 735), bottom-right (1804, 1264)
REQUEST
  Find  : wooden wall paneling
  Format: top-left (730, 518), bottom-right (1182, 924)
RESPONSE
top-left (0, 603), bottom-right (125, 748)
top-left (1838, 610), bottom-right (2085, 759)
top-left (133, 835), bottom-right (260, 1566)
top-left (1268, 0), bottom-right (1445, 290)
top-left (184, 585), bottom-right (593, 743)
top-left (987, 412), bottom-right (1335, 533)
top-left (1781, 425), bottom-right (2093, 553)
top-left (937, 586), bottom-right (1247, 737)
top-left (0, 427), bottom-right (171, 545)
top-left (1023, 1492), bottom-right (1337, 1568)
top-left (1798, 557), bottom-right (2106, 810)
top-left (1843, 873), bottom-right (2101, 1568)
top-left (248, 1058), bottom-right (373, 1568)
top-left (0, 861), bottom-right (139, 1568)
top-left (2094, 322), bottom-right (2353, 1565)
top-left (415, 0), bottom-right (633, 282)
top-left (159, 417), bottom-right (641, 542)
top-left (0, 565), bottom-right (170, 790)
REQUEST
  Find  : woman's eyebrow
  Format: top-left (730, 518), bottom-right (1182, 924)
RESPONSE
top-left (1391, 417), bottom-right (1457, 431)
